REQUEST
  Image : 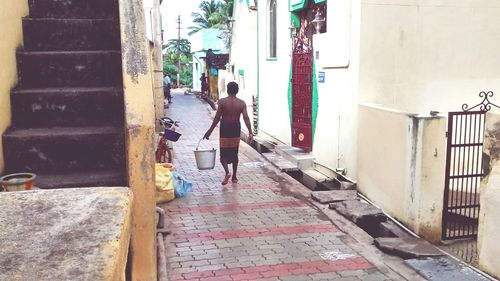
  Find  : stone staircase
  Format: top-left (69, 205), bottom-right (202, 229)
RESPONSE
top-left (2, 0), bottom-right (126, 188)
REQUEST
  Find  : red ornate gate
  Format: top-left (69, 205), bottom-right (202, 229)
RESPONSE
top-left (291, 51), bottom-right (313, 151)
top-left (291, 6), bottom-right (314, 151)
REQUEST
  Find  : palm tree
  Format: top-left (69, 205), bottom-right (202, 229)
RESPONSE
top-left (188, 0), bottom-right (234, 35)
top-left (163, 38), bottom-right (191, 55)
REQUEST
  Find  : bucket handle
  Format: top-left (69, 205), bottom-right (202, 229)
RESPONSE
top-left (196, 138), bottom-right (215, 151)
top-left (196, 138), bottom-right (204, 150)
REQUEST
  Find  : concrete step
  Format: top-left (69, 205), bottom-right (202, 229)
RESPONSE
top-left (261, 152), bottom-right (298, 172)
top-left (374, 237), bottom-right (445, 259)
top-left (275, 144), bottom-right (314, 170)
top-left (35, 169), bottom-right (126, 189)
top-left (3, 126), bottom-right (125, 174)
top-left (23, 18), bottom-right (120, 51)
top-left (28, 0), bottom-right (119, 19)
top-left (17, 50), bottom-right (122, 88)
top-left (11, 87), bottom-right (124, 128)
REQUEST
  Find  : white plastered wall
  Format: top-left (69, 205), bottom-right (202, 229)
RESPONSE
top-left (255, 0), bottom-right (362, 180)
top-left (357, 104), bottom-right (446, 241)
top-left (359, 0), bottom-right (500, 114)
top-left (228, 2), bottom-right (257, 107)
top-left (357, 0), bottom-right (500, 241)
top-left (257, 0), bottom-right (292, 143)
top-left (312, 0), bottom-right (360, 177)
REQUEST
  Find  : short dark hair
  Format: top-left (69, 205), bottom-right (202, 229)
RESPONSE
top-left (227, 82), bottom-right (239, 95)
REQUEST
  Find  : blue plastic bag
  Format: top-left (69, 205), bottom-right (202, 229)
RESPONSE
top-left (172, 171), bottom-right (193, 197)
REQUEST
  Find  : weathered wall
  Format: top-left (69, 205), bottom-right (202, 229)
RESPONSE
top-left (0, 187), bottom-right (133, 280)
top-left (119, 0), bottom-right (157, 279)
top-left (144, 0), bottom-right (165, 132)
top-left (358, 104), bottom-right (446, 241)
top-left (359, 0), bottom-right (500, 114)
top-left (0, 1), bottom-right (29, 173)
top-left (412, 115), bottom-right (446, 242)
top-left (478, 111), bottom-right (500, 279)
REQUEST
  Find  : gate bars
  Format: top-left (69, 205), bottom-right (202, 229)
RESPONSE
top-left (442, 91), bottom-right (500, 240)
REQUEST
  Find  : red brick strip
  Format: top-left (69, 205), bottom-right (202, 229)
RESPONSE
top-left (166, 200), bottom-right (305, 214)
top-left (173, 224), bottom-right (338, 242)
top-left (172, 258), bottom-right (375, 281)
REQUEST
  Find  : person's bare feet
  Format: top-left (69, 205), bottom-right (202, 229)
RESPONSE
top-left (222, 173), bottom-right (231, 185)
top-left (231, 176), bottom-right (238, 183)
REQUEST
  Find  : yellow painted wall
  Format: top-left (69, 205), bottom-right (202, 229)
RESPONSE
top-left (0, 1), bottom-right (29, 173)
top-left (119, 0), bottom-right (157, 279)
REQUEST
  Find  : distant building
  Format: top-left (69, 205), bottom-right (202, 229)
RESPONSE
top-left (190, 28), bottom-right (228, 98)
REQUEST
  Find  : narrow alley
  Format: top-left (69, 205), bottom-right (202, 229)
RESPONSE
top-left (159, 90), bottom-right (424, 281)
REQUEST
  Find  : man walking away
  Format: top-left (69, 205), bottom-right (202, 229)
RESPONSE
top-left (203, 82), bottom-right (252, 185)
top-left (163, 74), bottom-right (172, 103)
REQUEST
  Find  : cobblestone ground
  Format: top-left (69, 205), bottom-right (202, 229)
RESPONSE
top-left (159, 91), bottom-right (418, 281)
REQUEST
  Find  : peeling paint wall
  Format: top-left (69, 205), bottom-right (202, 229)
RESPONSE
top-left (0, 1), bottom-right (29, 173)
top-left (412, 116), bottom-right (446, 242)
top-left (478, 111), bottom-right (500, 279)
top-left (118, 0), bottom-right (157, 279)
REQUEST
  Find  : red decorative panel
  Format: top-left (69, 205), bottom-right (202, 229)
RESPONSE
top-left (291, 52), bottom-right (312, 151)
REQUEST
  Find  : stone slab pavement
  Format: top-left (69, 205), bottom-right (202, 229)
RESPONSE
top-left (159, 91), bottom-right (426, 281)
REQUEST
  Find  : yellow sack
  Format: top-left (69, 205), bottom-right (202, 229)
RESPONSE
top-left (155, 164), bottom-right (175, 203)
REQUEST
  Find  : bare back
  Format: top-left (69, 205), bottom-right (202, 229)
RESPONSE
top-left (218, 96), bottom-right (248, 122)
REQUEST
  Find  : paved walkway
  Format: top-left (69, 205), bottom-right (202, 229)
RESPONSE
top-left (159, 91), bottom-right (424, 281)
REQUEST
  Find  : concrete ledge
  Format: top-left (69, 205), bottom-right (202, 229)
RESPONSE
top-left (202, 96), bottom-right (217, 110)
top-left (0, 187), bottom-right (132, 280)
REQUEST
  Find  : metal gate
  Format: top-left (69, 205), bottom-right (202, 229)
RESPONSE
top-left (291, 51), bottom-right (313, 151)
top-left (291, 3), bottom-right (319, 152)
top-left (442, 91), bottom-right (499, 240)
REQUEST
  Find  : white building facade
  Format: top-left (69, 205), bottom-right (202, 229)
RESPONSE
top-left (230, 0), bottom-right (500, 277)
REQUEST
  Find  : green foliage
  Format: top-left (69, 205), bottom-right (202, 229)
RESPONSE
top-left (163, 61), bottom-right (177, 79)
top-left (180, 65), bottom-right (193, 86)
top-left (163, 55), bottom-right (193, 87)
top-left (189, 0), bottom-right (234, 35)
top-left (163, 0), bottom-right (234, 86)
top-left (163, 36), bottom-right (193, 86)
top-left (164, 38), bottom-right (191, 55)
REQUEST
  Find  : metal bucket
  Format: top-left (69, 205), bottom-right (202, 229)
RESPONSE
top-left (194, 139), bottom-right (216, 170)
top-left (0, 173), bottom-right (36, 192)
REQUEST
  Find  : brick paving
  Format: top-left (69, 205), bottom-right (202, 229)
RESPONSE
top-left (159, 91), bottom-right (414, 281)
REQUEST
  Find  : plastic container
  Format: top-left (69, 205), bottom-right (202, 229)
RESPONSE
top-left (194, 139), bottom-right (216, 170)
top-left (0, 173), bottom-right (36, 192)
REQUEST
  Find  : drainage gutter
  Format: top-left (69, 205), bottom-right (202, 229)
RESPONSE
top-left (357, 192), bottom-right (496, 281)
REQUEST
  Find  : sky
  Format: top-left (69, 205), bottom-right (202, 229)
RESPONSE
top-left (160, 0), bottom-right (202, 41)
